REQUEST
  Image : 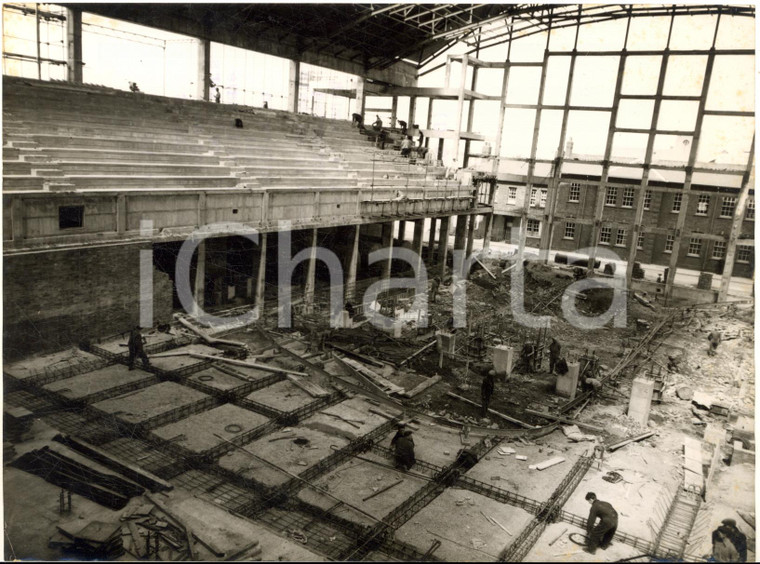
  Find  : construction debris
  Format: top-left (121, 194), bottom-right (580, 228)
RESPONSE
top-left (53, 521), bottom-right (124, 559)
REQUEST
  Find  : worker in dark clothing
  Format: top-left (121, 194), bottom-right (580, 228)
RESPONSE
top-left (480, 370), bottom-right (495, 418)
top-left (345, 301), bottom-right (355, 318)
top-left (430, 276), bottom-right (440, 304)
top-left (127, 326), bottom-right (150, 371)
top-left (372, 115), bottom-right (383, 131)
top-left (521, 342), bottom-right (536, 373)
top-left (398, 120), bottom-right (407, 135)
top-left (548, 337), bottom-right (561, 374)
top-left (584, 492), bottom-right (618, 554)
top-left (712, 526), bottom-right (740, 562)
top-left (708, 331), bottom-right (722, 356)
top-left (390, 423), bottom-right (406, 447)
top-left (394, 429), bottom-right (415, 471)
top-left (716, 519), bottom-right (747, 562)
top-left (351, 113), bottom-right (363, 128)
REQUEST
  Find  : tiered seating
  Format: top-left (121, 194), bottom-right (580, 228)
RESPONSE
top-left (3, 76), bottom-right (459, 197)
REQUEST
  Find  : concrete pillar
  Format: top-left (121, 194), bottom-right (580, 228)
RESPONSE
top-left (453, 214), bottom-right (467, 277)
top-left (397, 220), bottom-right (406, 244)
top-left (436, 330), bottom-right (456, 354)
top-left (408, 96), bottom-right (417, 128)
top-left (628, 377), bottom-right (655, 426)
top-left (390, 96), bottom-right (398, 128)
top-left (255, 232), bottom-right (268, 316)
top-left (66, 7), bottom-right (83, 83)
top-left (428, 217), bottom-right (437, 261)
top-left (200, 38), bottom-right (211, 101)
top-left (288, 59), bottom-right (300, 114)
top-left (482, 213), bottom-right (494, 251)
top-left (381, 222), bottom-right (393, 280)
top-left (304, 228), bottom-right (317, 313)
top-left (492, 345), bottom-right (514, 377)
top-left (345, 225), bottom-right (360, 303)
top-left (355, 77), bottom-right (366, 117)
top-left (438, 216), bottom-right (450, 279)
top-left (412, 219), bottom-right (424, 275)
top-left (556, 362), bottom-right (580, 399)
top-left (465, 214), bottom-right (476, 260)
top-left (193, 240), bottom-right (206, 316)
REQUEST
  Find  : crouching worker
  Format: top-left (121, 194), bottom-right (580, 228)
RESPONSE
top-left (585, 492), bottom-right (618, 554)
top-left (393, 428), bottom-right (416, 471)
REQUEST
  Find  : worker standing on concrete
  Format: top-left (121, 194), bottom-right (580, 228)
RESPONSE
top-left (394, 429), bottom-right (415, 471)
top-left (430, 276), bottom-right (440, 304)
top-left (127, 326), bottom-right (150, 371)
top-left (548, 338), bottom-right (561, 374)
top-left (715, 519), bottom-right (747, 562)
top-left (390, 423), bottom-right (406, 447)
top-left (480, 370), bottom-right (495, 418)
top-left (584, 492), bottom-right (618, 554)
top-left (707, 331), bottom-right (722, 356)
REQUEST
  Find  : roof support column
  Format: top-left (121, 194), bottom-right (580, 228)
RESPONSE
top-left (453, 54), bottom-right (468, 166)
top-left (465, 213), bottom-right (476, 259)
top-left (381, 222), bottom-right (393, 281)
top-left (355, 77), bottom-right (366, 117)
top-left (66, 7), bottom-right (83, 83)
top-left (453, 214), bottom-right (468, 277)
top-left (345, 225), bottom-right (360, 304)
top-left (304, 228), bottom-right (318, 313)
top-left (193, 240), bottom-right (206, 317)
top-left (438, 216), bottom-right (450, 279)
top-left (428, 217), bottom-right (438, 260)
top-left (288, 59), bottom-right (301, 114)
top-left (255, 233), bottom-right (268, 318)
top-left (412, 219), bottom-right (425, 276)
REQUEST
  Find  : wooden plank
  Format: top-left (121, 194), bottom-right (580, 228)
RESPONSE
top-left (474, 257), bottom-right (496, 279)
top-left (188, 353), bottom-right (308, 377)
top-left (401, 374), bottom-right (442, 398)
top-left (177, 318), bottom-right (246, 348)
top-left (342, 357), bottom-right (405, 394)
top-left (398, 340), bottom-right (436, 367)
top-left (284, 374), bottom-right (329, 398)
top-left (331, 354), bottom-right (390, 397)
top-left (529, 456), bottom-right (566, 471)
top-left (524, 409), bottom-right (603, 433)
top-left (446, 392), bottom-right (537, 429)
top-left (606, 431), bottom-right (656, 452)
top-left (144, 494), bottom-right (225, 558)
top-left (328, 344), bottom-right (385, 368)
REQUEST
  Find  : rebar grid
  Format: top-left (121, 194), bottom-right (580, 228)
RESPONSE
top-left (257, 506), bottom-right (356, 559)
top-left (652, 485), bottom-right (703, 560)
top-left (234, 397), bottom-right (284, 419)
top-left (4, 355), bottom-right (112, 387)
top-left (185, 370), bottom-right (285, 400)
top-left (99, 436), bottom-right (184, 478)
top-left (5, 389), bottom-right (56, 413)
top-left (43, 411), bottom-right (122, 445)
top-left (370, 443), bottom-right (444, 476)
top-left (172, 468), bottom-right (260, 513)
top-left (50, 375), bottom-right (160, 407)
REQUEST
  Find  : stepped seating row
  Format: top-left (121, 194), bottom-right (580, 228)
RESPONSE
top-left (3, 76), bottom-right (459, 197)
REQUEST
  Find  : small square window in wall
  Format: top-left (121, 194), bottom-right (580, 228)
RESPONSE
top-left (637, 233), bottom-right (645, 249)
top-left (746, 199), bottom-right (755, 220)
top-left (599, 226), bottom-right (611, 245)
top-left (605, 187), bottom-right (617, 206)
top-left (530, 188), bottom-right (538, 208)
top-left (720, 196), bottom-right (737, 218)
top-left (569, 183), bottom-right (581, 203)
top-left (696, 194), bottom-right (710, 216)
top-left (672, 193), bottom-right (682, 213)
top-left (59, 205), bottom-right (84, 229)
top-left (508, 186), bottom-right (517, 204)
top-left (616, 229), bottom-right (627, 247)
top-left (622, 187), bottom-right (635, 207)
top-left (664, 234), bottom-right (674, 253)
top-left (737, 245), bottom-right (752, 263)
top-left (564, 222), bottom-right (575, 239)
top-left (712, 240), bottom-right (726, 259)
top-left (526, 218), bottom-right (541, 237)
top-left (644, 190), bottom-right (652, 210)
top-left (539, 189), bottom-right (547, 208)
top-left (687, 237), bottom-right (701, 257)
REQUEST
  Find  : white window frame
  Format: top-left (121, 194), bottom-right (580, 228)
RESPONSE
top-left (569, 183), bottom-right (581, 203)
top-left (539, 188), bottom-right (547, 208)
top-left (605, 187), bottom-right (617, 207)
top-left (526, 218), bottom-right (541, 237)
top-left (720, 196), bottom-right (737, 218)
top-left (746, 199), bottom-right (755, 220)
top-left (672, 193), bottom-right (682, 213)
top-left (530, 188), bottom-right (537, 207)
top-left (736, 245), bottom-right (752, 263)
top-left (637, 233), bottom-right (645, 250)
top-left (622, 187), bottom-right (635, 208)
top-left (615, 229), bottom-right (627, 247)
top-left (644, 190), bottom-right (652, 210)
top-left (687, 237), bottom-right (701, 257)
top-left (564, 222), bottom-right (575, 239)
top-left (712, 240), bottom-right (726, 259)
top-left (507, 186), bottom-right (517, 204)
top-left (664, 234), bottom-right (674, 253)
top-left (599, 226), bottom-right (611, 245)
top-left (696, 194), bottom-right (710, 216)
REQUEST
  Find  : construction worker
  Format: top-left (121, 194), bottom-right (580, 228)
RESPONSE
top-left (127, 326), bottom-right (150, 371)
top-left (714, 519), bottom-right (747, 562)
top-left (584, 492), bottom-right (618, 554)
top-left (430, 276), bottom-right (440, 304)
top-left (521, 342), bottom-right (536, 373)
top-left (707, 331), bottom-right (722, 356)
top-left (480, 370), bottom-right (495, 418)
top-left (548, 337), bottom-right (561, 374)
top-left (394, 429), bottom-right (415, 471)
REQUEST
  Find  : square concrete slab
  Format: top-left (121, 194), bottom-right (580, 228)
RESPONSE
top-left (300, 397), bottom-right (399, 441)
top-left (148, 344), bottom-right (225, 372)
top-left (524, 521), bottom-right (646, 562)
top-left (185, 366), bottom-right (256, 393)
top-left (394, 488), bottom-right (534, 561)
top-left (217, 426), bottom-right (350, 487)
top-left (151, 403), bottom-right (270, 453)
top-left (466, 442), bottom-right (591, 502)
top-left (94, 331), bottom-right (177, 355)
top-left (4, 348), bottom-right (105, 382)
top-left (377, 421), bottom-right (462, 468)
top-left (243, 379), bottom-right (314, 413)
top-left (42, 364), bottom-right (155, 402)
top-left (91, 382), bottom-right (211, 426)
top-left (297, 458), bottom-right (429, 526)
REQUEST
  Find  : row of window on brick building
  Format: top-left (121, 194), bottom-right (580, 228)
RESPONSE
top-left (511, 183), bottom-right (754, 220)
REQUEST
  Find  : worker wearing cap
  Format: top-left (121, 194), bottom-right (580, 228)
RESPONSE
top-left (127, 326), bottom-right (150, 371)
top-left (584, 492), bottom-right (618, 554)
top-left (713, 519), bottom-right (747, 562)
top-left (394, 429), bottom-right (415, 471)
top-left (480, 370), bottom-right (495, 418)
top-left (548, 337), bottom-right (561, 374)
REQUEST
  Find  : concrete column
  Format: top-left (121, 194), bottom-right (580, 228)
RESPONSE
top-left (355, 77), bottom-right (366, 117)
top-left (556, 362), bottom-right (580, 399)
top-left (465, 214), bottom-right (476, 259)
top-left (438, 216), bottom-right (450, 279)
top-left (304, 228), bottom-right (318, 313)
top-left (397, 220), bottom-right (406, 244)
top-left (427, 217), bottom-right (437, 261)
top-left (453, 214), bottom-right (468, 277)
top-left (408, 96), bottom-right (417, 128)
top-left (412, 219), bottom-right (425, 275)
top-left (193, 240), bottom-right (206, 316)
top-left (200, 38), bottom-right (211, 101)
top-left (65, 7), bottom-right (83, 83)
top-left (255, 232), bottom-right (268, 316)
top-left (390, 96), bottom-right (398, 128)
top-left (492, 345), bottom-right (514, 377)
top-left (381, 222), bottom-right (393, 280)
top-left (482, 213), bottom-right (495, 251)
top-left (346, 225), bottom-right (360, 303)
top-left (628, 377), bottom-right (654, 426)
top-left (288, 59), bottom-right (300, 114)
